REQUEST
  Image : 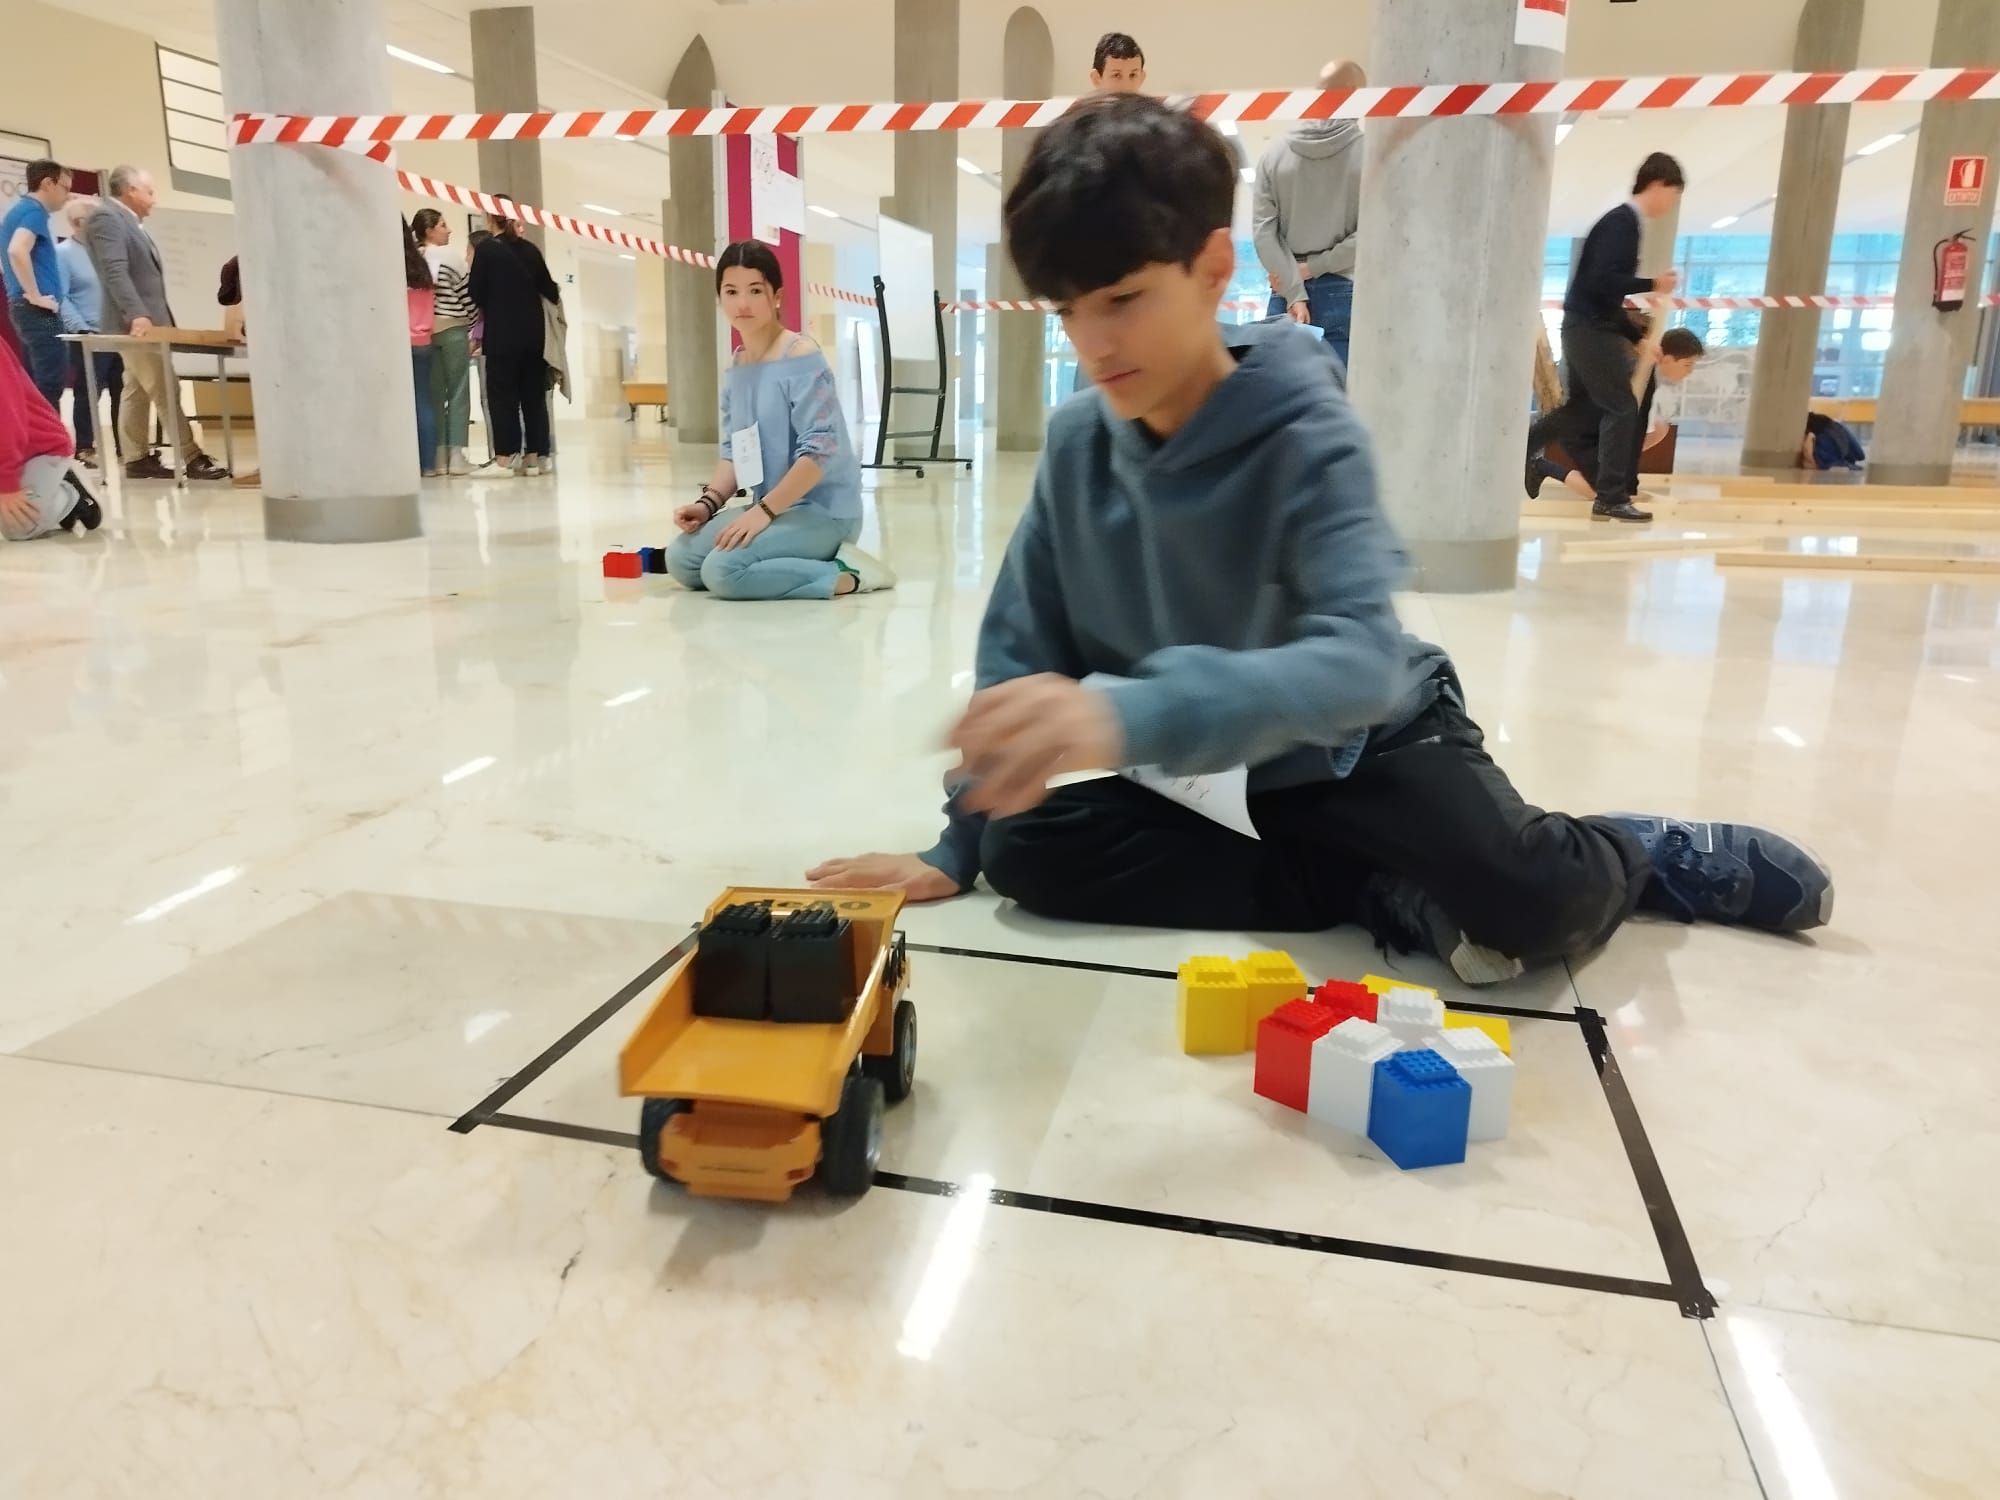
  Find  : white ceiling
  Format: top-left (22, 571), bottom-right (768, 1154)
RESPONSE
top-left (37, 0), bottom-right (1969, 263)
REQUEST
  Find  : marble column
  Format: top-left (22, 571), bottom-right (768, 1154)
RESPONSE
top-left (1872, 0), bottom-right (2000, 485)
top-left (880, 0), bottom-right (959, 456)
top-left (217, 0), bottom-right (421, 542)
top-left (1742, 0), bottom-right (1864, 471)
top-left (1348, 0), bottom-right (1561, 592)
top-left (470, 7), bottom-right (544, 248)
top-left (996, 6), bottom-right (1052, 451)
top-left (663, 38), bottom-right (719, 445)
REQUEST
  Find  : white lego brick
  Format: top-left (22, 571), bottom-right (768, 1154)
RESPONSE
top-left (1307, 1018), bottom-right (1399, 1137)
top-left (1435, 1028), bottom-right (1515, 1142)
top-left (1377, 987), bottom-right (1447, 1050)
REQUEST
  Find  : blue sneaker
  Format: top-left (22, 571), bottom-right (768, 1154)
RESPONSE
top-left (1606, 815), bottom-right (1833, 933)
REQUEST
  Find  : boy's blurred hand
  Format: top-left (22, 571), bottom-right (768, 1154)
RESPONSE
top-left (805, 853), bottom-right (961, 902)
top-left (949, 675), bottom-right (1123, 817)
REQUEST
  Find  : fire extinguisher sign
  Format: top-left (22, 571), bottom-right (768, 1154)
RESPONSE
top-left (1945, 156), bottom-right (1986, 207)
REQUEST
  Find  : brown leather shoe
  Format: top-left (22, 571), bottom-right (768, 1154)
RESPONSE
top-left (184, 454), bottom-right (232, 481)
top-left (124, 453), bottom-right (173, 481)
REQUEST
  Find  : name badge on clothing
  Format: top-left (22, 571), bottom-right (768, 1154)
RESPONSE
top-left (730, 422), bottom-right (764, 489)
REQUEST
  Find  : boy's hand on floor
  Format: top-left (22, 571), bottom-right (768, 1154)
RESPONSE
top-left (0, 492), bottom-right (36, 534)
top-left (805, 853), bottom-right (962, 903)
top-left (950, 675), bottom-right (1124, 818)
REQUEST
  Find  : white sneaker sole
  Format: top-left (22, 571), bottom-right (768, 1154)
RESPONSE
top-left (836, 542), bottom-right (897, 593)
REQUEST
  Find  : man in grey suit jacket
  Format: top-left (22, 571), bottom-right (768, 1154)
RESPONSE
top-left (81, 165), bottom-right (228, 481)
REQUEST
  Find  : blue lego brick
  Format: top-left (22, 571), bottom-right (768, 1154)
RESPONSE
top-left (1367, 1048), bottom-right (1471, 1170)
top-left (639, 545), bottom-right (668, 574)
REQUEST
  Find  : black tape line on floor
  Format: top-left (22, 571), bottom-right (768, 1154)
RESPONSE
top-left (450, 932), bottom-right (695, 1134)
top-left (904, 940), bottom-right (1580, 1023)
top-left (470, 1109), bottom-right (1681, 1306)
top-left (1576, 1004), bottom-right (1718, 1320)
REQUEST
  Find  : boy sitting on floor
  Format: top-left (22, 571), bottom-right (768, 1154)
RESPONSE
top-left (808, 95), bottom-right (1830, 982)
top-left (1530, 326), bottom-right (1705, 512)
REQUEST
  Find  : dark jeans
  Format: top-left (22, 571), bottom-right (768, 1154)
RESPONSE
top-left (69, 345), bottom-right (123, 456)
top-left (484, 347), bottom-right (550, 457)
top-left (1547, 377), bottom-right (1656, 499)
top-left (981, 686), bottom-right (1650, 965)
top-left (1527, 323), bottom-right (1640, 508)
top-left (7, 300), bottom-right (68, 414)
top-left (1267, 272), bottom-right (1354, 374)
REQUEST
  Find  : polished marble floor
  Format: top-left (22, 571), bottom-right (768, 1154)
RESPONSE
top-left (3, 420), bottom-right (1997, 1498)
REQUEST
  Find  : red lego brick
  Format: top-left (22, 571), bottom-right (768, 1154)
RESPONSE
top-left (1311, 979), bottom-right (1377, 1025)
top-left (603, 550), bottom-right (643, 579)
top-left (1253, 999), bottom-right (1340, 1113)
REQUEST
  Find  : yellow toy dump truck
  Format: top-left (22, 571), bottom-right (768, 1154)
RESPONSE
top-left (618, 887), bottom-right (914, 1202)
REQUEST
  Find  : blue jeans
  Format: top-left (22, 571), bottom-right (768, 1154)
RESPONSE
top-left (1267, 272), bottom-right (1353, 375)
top-left (411, 345), bottom-right (438, 470)
top-left (8, 300), bottom-right (68, 414)
top-left (667, 504), bottom-right (859, 601)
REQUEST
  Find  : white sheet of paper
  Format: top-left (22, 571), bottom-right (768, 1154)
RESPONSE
top-left (730, 422), bottom-right (764, 489)
top-left (1122, 764), bottom-right (1260, 841)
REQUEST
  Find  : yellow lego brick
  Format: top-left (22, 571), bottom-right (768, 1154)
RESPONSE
top-left (1178, 956), bottom-right (1250, 1055)
top-left (1444, 1011), bottom-right (1512, 1056)
top-left (1362, 973), bottom-right (1437, 1000)
top-left (1238, 951), bottom-right (1308, 1047)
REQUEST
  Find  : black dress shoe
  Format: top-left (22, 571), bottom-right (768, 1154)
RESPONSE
top-left (125, 453), bottom-right (173, 480)
top-left (184, 454), bottom-right (232, 481)
top-left (1591, 499), bottom-right (1654, 523)
top-left (1524, 452), bottom-right (1544, 499)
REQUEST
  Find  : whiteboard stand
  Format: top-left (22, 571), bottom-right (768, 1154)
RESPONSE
top-left (863, 275), bottom-right (972, 480)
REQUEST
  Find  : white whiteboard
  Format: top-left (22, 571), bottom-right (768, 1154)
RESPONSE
top-left (144, 205), bottom-right (238, 333)
top-left (876, 215), bottom-right (936, 358)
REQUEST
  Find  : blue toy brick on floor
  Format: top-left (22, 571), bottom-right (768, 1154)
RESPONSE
top-left (639, 545), bottom-right (667, 574)
top-left (1367, 1048), bottom-right (1472, 1169)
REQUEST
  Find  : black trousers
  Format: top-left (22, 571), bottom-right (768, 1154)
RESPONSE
top-left (981, 690), bottom-right (1650, 965)
top-left (69, 346), bottom-right (123, 456)
top-left (1528, 323), bottom-right (1640, 508)
top-left (484, 347), bottom-right (550, 457)
top-left (1558, 377), bottom-right (1655, 499)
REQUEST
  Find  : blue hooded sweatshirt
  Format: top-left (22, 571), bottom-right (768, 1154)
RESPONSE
top-left (921, 319), bottom-right (1450, 888)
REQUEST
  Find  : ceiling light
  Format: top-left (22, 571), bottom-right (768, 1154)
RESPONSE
top-left (582, 202), bottom-right (622, 216)
top-left (1855, 132), bottom-right (1908, 157)
top-left (808, 204), bottom-right (840, 219)
top-left (604, 688), bottom-right (651, 707)
top-left (1554, 122), bottom-right (1573, 144)
top-left (386, 44), bottom-right (454, 74)
top-left (955, 157), bottom-right (984, 176)
top-left (1711, 214), bottom-right (1740, 229)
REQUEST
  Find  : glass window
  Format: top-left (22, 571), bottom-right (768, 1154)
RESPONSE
top-left (157, 45), bottom-right (230, 196)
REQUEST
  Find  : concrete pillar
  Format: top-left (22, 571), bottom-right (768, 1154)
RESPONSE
top-left (470, 7), bottom-right (544, 248)
top-left (1873, 0), bottom-right (2000, 485)
top-left (881, 0), bottom-right (959, 456)
top-left (1349, 0), bottom-right (1560, 592)
top-left (997, 6), bottom-right (1053, 451)
top-left (1742, 0), bottom-right (1864, 471)
top-left (663, 38), bottom-right (719, 445)
top-left (218, 0), bottom-right (420, 542)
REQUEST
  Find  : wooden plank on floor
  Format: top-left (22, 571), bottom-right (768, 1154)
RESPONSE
top-left (1560, 533), bottom-right (1786, 560)
top-left (1715, 551), bottom-right (2000, 576)
top-left (1665, 480), bottom-right (2000, 505)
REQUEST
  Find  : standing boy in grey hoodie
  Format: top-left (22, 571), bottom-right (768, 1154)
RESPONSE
top-left (808, 95), bottom-right (1833, 981)
top-left (1253, 60), bottom-right (1366, 371)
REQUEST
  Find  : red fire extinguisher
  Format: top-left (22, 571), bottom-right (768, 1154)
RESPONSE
top-left (1934, 231), bottom-right (1972, 312)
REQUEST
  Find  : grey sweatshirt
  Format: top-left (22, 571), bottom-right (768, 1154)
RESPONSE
top-left (920, 320), bottom-right (1448, 889)
top-left (1252, 120), bottom-right (1364, 308)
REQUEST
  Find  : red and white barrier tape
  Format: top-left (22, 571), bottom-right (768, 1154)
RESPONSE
top-left (1538, 294), bottom-right (2000, 310)
top-left (232, 66), bottom-right (1998, 146)
top-left (812, 283), bottom-right (878, 307)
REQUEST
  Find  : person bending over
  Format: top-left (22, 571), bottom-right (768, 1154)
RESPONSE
top-left (667, 240), bottom-right (893, 601)
top-left (808, 95), bottom-right (1830, 982)
top-left (1, 335), bottom-right (101, 541)
top-left (1530, 326), bottom-right (1704, 505)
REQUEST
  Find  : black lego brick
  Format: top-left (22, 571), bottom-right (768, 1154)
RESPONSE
top-left (767, 904), bottom-right (855, 1024)
top-left (693, 901), bottom-right (773, 1020)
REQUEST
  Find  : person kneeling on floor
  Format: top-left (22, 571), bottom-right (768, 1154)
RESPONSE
top-left (806, 95), bottom-right (1831, 982)
top-left (1, 336), bottom-right (101, 541)
top-left (667, 240), bottom-right (893, 602)
top-left (1529, 326), bottom-right (1705, 513)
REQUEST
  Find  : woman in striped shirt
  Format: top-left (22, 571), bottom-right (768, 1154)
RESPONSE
top-left (414, 209), bottom-right (476, 476)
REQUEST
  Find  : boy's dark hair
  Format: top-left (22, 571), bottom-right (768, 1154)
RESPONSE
top-left (1005, 95), bottom-right (1233, 301)
top-left (26, 159), bottom-right (67, 192)
top-left (1633, 152), bottom-right (1685, 193)
top-left (1660, 327), bottom-right (1704, 359)
top-left (1093, 32), bottom-right (1143, 73)
top-left (714, 238), bottom-right (784, 295)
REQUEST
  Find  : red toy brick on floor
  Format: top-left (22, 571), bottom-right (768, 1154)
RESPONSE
top-left (603, 550), bottom-right (643, 579)
top-left (1311, 979), bottom-right (1377, 1025)
top-left (1253, 999), bottom-right (1340, 1113)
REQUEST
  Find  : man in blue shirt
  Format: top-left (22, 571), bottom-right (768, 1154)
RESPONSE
top-left (58, 198), bottom-right (122, 466)
top-left (3, 159), bottom-right (74, 414)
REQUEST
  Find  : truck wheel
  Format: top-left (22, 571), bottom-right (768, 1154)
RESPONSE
top-left (864, 999), bottom-right (917, 1103)
top-left (819, 1073), bottom-right (885, 1196)
top-left (638, 1097), bottom-right (689, 1183)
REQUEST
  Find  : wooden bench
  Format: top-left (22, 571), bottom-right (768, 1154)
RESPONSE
top-left (623, 380), bottom-right (669, 422)
top-left (1816, 397), bottom-right (2000, 430)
